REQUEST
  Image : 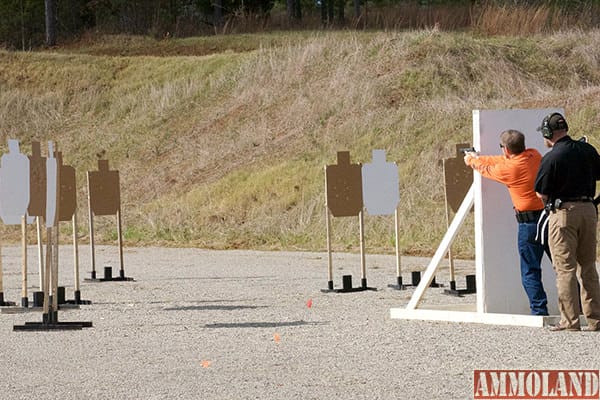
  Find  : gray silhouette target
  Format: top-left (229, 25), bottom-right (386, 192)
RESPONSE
top-left (0, 139), bottom-right (30, 225)
top-left (361, 150), bottom-right (399, 216)
top-left (45, 142), bottom-right (58, 228)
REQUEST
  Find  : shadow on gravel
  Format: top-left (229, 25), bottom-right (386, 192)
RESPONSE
top-left (146, 276), bottom-right (278, 282)
top-left (203, 320), bottom-right (327, 329)
top-left (164, 305), bottom-right (267, 311)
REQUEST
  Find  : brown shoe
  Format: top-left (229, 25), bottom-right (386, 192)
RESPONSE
top-left (583, 326), bottom-right (600, 331)
top-left (549, 324), bottom-right (580, 331)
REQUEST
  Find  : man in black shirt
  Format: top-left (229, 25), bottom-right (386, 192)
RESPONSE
top-left (534, 112), bottom-right (600, 331)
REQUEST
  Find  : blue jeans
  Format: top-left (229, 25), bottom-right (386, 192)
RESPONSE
top-left (518, 222), bottom-right (549, 315)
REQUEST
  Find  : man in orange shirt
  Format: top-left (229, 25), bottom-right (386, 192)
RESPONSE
top-left (464, 129), bottom-right (549, 315)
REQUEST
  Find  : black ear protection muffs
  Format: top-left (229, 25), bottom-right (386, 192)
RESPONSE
top-left (540, 112), bottom-right (569, 139)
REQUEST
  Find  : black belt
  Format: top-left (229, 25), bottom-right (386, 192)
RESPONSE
top-left (549, 197), bottom-right (594, 210)
top-left (558, 196), bottom-right (593, 202)
top-left (515, 209), bottom-right (543, 223)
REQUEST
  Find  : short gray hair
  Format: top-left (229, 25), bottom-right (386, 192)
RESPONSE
top-left (500, 130), bottom-right (525, 154)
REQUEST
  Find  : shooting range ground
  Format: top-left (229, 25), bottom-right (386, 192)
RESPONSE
top-left (1, 245), bottom-right (597, 399)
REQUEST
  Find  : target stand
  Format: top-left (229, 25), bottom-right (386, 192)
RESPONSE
top-left (0, 293), bottom-right (16, 307)
top-left (14, 145), bottom-right (93, 332)
top-left (323, 274), bottom-right (377, 294)
top-left (320, 208), bottom-right (377, 294)
top-left (85, 265), bottom-right (134, 282)
top-left (2, 288), bottom-right (81, 314)
top-left (64, 290), bottom-right (93, 305)
top-left (443, 274), bottom-right (477, 297)
top-left (14, 312), bottom-right (93, 331)
top-left (388, 271), bottom-right (443, 290)
top-left (322, 152), bottom-right (376, 293)
top-left (85, 160), bottom-right (134, 283)
top-left (13, 231), bottom-right (91, 329)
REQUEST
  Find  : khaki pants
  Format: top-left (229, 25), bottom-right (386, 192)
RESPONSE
top-left (548, 201), bottom-right (600, 330)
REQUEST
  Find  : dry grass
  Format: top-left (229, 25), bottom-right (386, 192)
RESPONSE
top-left (1, 28), bottom-right (600, 257)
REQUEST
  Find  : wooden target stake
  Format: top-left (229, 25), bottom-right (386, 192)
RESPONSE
top-left (116, 207), bottom-right (125, 279)
top-left (442, 162), bottom-right (457, 289)
top-left (52, 223), bottom-right (59, 317)
top-left (324, 167), bottom-right (334, 290)
top-left (42, 227), bottom-right (52, 321)
top-left (0, 245), bottom-right (3, 303)
top-left (0, 242), bottom-right (16, 306)
top-left (21, 216), bottom-right (28, 307)
top-left (72, 213), bottom-right (81, 301)
top-left (394, 207), bottom-right (403, 288)
top-left (0, 245), bottom-right (7, 306)
top-left (87, 171), bottom-right (97, 279)
top-left (36, 217), bottom-right (44, 290)
top-left (358, 210), bottom-right (367, 288)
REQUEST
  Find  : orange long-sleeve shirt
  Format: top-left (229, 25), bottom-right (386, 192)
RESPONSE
top-left (465, 148), bottom-right (544, 212)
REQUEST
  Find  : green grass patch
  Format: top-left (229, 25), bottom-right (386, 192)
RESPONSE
top-left (2, 30), bottom-right (600, 257)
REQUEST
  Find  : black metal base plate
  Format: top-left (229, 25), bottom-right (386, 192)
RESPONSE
top-left (387, 282), bottom-right (443, 290)
top-left (0, 301), bottom-right (17, 307)
top-left (64, 299), bottom-right (93, 305)
top-left (387, 284), bottom-right (408, 290)
top-left (1, 304), bottom-right (80, 314)
top-left (13, 320), bottom-right (93, 331)
top-left (321, 286), bottom-right (377, 293)
top-left (443, 288), bottom-right (476, 297)
top-left (84, 276), bottom-right (135, 282)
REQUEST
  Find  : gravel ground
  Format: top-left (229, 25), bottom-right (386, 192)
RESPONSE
top-left (0, 245), bottom-right (598, 400)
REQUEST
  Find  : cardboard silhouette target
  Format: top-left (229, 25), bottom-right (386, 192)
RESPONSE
top-left (27, 141), bottom-right (47, 296)
top-left (323, 151), bottom-right (374, 293)
top-left (57, 152), bottom-right (77, 222)
top-left (326, 151), bottom-right (363, 217)
top-left (86, 159), bottom-right (132, 282)
top-left (391, 108), bottom-right (562, 328)
top-left (88, 160), bottom-right (120, 216)
top-left (443, 144), bottom-right (473, 214)
top-left (442, 144), bottom-right (476, 297)
top-left (28, 142), bottom-right (47, 218)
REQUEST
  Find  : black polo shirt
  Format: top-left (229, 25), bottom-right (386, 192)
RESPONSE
top-left (534, 136), bottom-right (600, 199)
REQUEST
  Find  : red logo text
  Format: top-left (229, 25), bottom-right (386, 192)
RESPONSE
top-left (474, 370), bottom-right (599, 399)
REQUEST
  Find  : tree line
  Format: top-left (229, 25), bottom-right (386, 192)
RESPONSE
top-left (0, 0), bottom-right (598, 49)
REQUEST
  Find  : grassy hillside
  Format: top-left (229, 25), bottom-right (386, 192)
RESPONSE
top-left (1, 30), bottom-right (600, 257)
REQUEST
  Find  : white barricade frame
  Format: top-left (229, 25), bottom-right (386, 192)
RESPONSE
top-left (391, 108), bottom-right (563, 327)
